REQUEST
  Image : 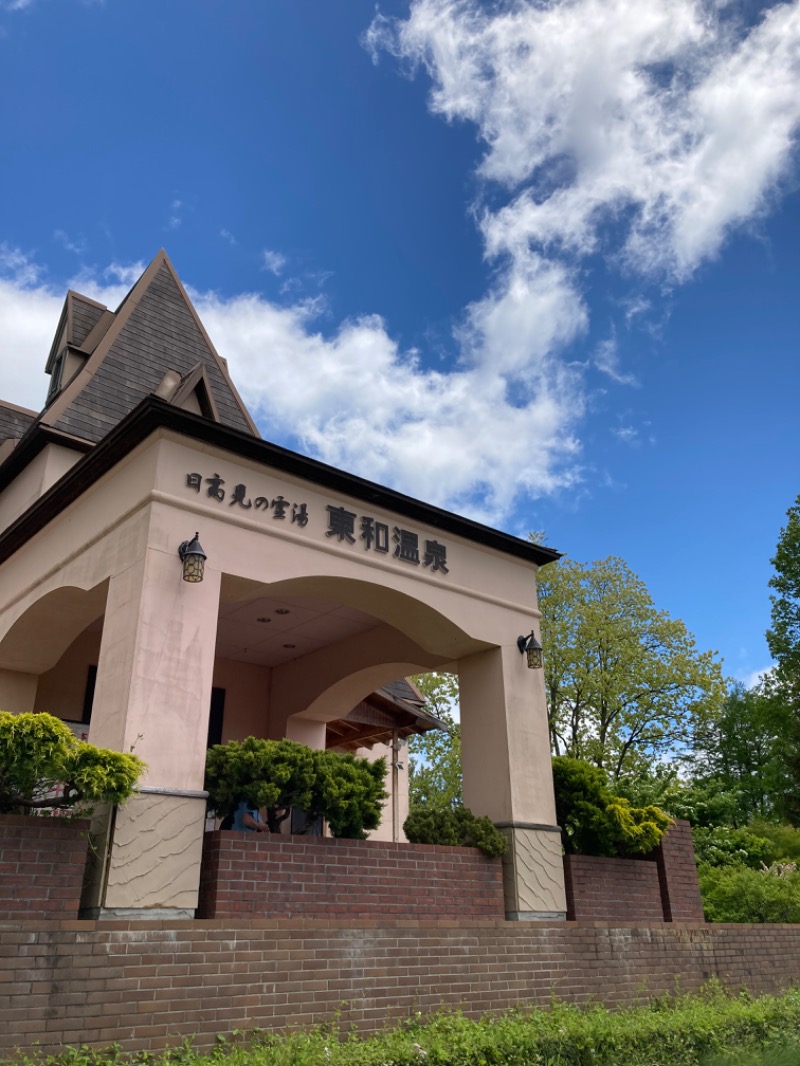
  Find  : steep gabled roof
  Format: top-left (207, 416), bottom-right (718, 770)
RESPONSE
top-left (0, 399), bottom-right (37, 445)
top-left (40, 250), bottom-right (258, 442)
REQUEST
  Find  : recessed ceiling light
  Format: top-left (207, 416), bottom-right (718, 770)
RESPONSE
top-left (257, 617), bottom-right (270, 623)
top-left (275, 608), bottom-right (290, 615)
top-left (282, 643), bottom-right (296, 649)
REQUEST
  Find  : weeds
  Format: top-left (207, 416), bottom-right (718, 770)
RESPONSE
top-left (7, 985), bottom-right (800, 1066)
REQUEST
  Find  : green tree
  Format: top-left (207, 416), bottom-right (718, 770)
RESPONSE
top-left (685, 682), bottom-right (793, 825)
top-left (0, 711), bottom-right (145, 814)
top-left (767, 494), bottom-right (800, 822)
top-left (538, 555), bottom-right (726, 779)
top-left (407, 672), bottom-right (462, 808)
top-left (204, 737), bottom-right (387, 839)
top-left (767, 493), bottom-right (800, 697)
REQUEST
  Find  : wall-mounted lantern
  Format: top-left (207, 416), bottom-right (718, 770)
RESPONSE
top-left (178, 532), bottom-right (207, 583)
top-left (517, 631), bottom-right (543, 670)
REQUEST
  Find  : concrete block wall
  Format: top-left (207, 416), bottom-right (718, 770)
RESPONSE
top-left (198, 832), bottom-right (506, 920)
top-left (0, 815), bottom-right (89, 920)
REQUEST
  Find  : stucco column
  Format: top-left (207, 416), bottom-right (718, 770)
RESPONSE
top-left (0, 669), bottom-right (37, 713)
top-left (85, 546), bottom-right (221, 918)
top-left (459, 644), bottom-right (566, 920)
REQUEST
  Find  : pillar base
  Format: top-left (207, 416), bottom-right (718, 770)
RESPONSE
top-left (506, 910), bottom-right (567, 921)
top-left (497, 822), bottom-right (567, 921)
top-left (82, 907), bottom-right (196, 921)
top-left (102, 792), bottom-right (207, 912)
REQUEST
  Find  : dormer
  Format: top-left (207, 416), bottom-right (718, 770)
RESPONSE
top-left (44, 292), bottom-right (111, 407)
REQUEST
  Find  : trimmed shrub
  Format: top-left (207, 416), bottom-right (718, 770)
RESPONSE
top-left (0, 711), bottom-right (144, 814)
top-left (553, 756), bottom-right (671, 856)
top-left (404, 805), bottom-right (508, 857)
top-left (204, 737), bottom-right (387, 839)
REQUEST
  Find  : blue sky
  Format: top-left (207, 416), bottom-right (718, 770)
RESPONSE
top-left (1, 0), bottom-right (798, 687)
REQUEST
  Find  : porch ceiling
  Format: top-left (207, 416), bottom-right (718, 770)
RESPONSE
top-left (215, 592), bottom-right (382, 668)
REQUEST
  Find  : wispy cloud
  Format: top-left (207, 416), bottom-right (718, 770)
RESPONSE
top-left (594, 336), bottom-right (639, 386)
top-left (262, 249), bottom-right (287, 276)
top-left (613, 425), bottom-right (639, 445)
top-left (167, 199), bottom-right (184, 230)
top-left (53, 229), bottom-right (87, 256)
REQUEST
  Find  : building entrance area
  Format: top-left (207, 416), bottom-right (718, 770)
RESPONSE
top-left (0, 251), bottom-right (566, 921)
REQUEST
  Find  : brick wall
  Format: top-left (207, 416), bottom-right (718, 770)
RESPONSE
top-left (655, 819), bottom-right (705, 921)
top-left (198, 832), bottom-right (506, 920)
top-left (0, 814), bottom-right (89, 921)
top-left (563, 854), bottom-right (664, 921)
top-left (564, 820), bottom-right (703, 922)
top-left (2, 918), bottom-right (800, 1055)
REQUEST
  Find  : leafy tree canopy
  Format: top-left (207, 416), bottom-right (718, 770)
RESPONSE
top-left (0, 711), bottom-right (145, 814)
top-left (766, 493), bottom-right (800, 823)
top-left (538, 554), bottom-right (726, 779)
top-left (204, 736), bottom-right (387, 839)
top-left (768, 493), bottom-right (800, 696)
top-left (683, 681), bottom-right (794, 825)
top-left (407, 672), bottom-right (462, 809)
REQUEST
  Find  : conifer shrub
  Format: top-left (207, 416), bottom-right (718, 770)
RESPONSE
top-left (204, 737), bottom-right (387, 838)
top-left (403, 804), bottom-right (508, 857)
top-left (0, 711), bottom-right (144, 815)
top-left (553, 756), bottom-right (671, 856)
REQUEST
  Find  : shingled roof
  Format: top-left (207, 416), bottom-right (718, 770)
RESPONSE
top-left (0, 400), bottom-right (37, 447)
top-left (38, 250), bottom-right (258, 443)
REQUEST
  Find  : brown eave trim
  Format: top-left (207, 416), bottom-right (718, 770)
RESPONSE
top-left (0, 395), bottom-right (562, 569)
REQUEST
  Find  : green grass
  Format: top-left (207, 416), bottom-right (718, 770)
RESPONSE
top-left (9, 985), bottom-right (800, 1066)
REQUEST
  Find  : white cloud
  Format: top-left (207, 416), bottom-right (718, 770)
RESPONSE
top-left (0, 248), bottom-right (61, 411)
top-left (370, 0), bottom-right (800, 285)
top-left (0, 248), bottom-right (583, 523)
top-left (168, 199), bottom-right (184, 230)
top-left (737, 665), bottom-right (776, 689)
top-left (3, 1), bottom-right (800, 526)
top-left (612, 425), bottom-right (639, 445)
top-left (594, 335), bottom-right (638, 386)
top-left (262, 249), bottom-right (287, 276)
top-left (53, 229), bottom-right (87, 256)
top-left (195, 285), bottom-right (584, 523)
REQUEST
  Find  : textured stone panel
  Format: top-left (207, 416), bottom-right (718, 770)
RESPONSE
top-left (104, 792), bottom-right (206, 910)
top-left (500, 825), bottom-right (566, 917)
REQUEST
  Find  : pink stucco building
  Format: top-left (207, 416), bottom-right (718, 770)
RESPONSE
top-left (0, 250), bottom-right (566, 920)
